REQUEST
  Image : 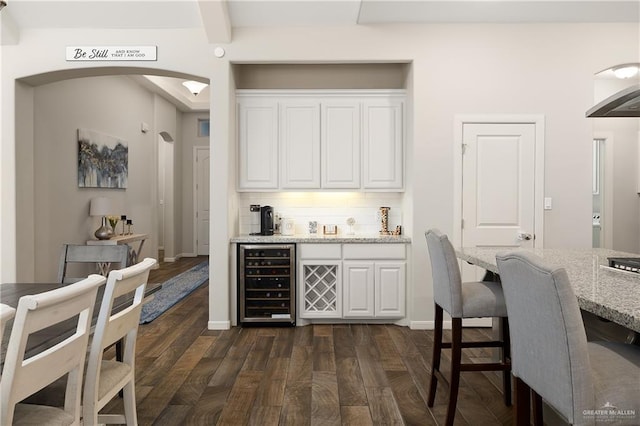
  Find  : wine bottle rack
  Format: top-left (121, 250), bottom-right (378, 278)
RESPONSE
top-left (238, 244), bottom-right (296, 326)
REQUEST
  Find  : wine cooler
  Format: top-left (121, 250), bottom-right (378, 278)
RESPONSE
top-left (238, 244), bottom-right (296, 326)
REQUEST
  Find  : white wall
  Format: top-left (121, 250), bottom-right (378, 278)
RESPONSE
top-left (209, 23), bottom-right (639, 327)
top-left (24, 76), bottom-right (160, 280)
top-left (1, 27), bottom-right (213, 282)
top-left (2, 23), bottom-right (638, 330)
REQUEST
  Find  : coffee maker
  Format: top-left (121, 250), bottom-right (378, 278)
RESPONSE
top-left (260, 205), bottom-right (274, 235)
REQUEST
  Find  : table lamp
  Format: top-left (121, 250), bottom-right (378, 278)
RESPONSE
top-left (90, 197), bottom-right (113, 240)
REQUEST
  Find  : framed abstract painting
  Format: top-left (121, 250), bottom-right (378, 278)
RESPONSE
top-left (77, 128), bottom-right (128, 189)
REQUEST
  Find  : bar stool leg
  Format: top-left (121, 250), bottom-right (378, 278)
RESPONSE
top-left (428, 304), bottom-right (444, 406)
top-left (445, 318), bottom-right (463, 426)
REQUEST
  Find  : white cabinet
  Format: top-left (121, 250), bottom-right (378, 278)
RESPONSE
top-left (299, 243), bottom-right (406, 321)
top-left (362, 98), bottom-right (403, 189)
top-left (374, 262), bottom-right (406, 318)
top-left (280, 101), bottom-right (321, 189)
top-left (237, 97), bottom-right (279, 189)
top-left (343, 261), bottom-right (405, 318)
top-left (237, 90), bottom-right (404, 191)
top-left (321, 100), bottom-right (361, 189)
top-left (343, 262), bottom-right (374, 317)
top-left (342, 244), bottom-right (406, 319)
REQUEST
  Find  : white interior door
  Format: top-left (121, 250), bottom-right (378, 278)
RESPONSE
top-left (462, 122), bottom-right (536, 254)
top-left (459, 120), bottom-right (542, 326)
top-left (195, 147), bottom-right (210, 255)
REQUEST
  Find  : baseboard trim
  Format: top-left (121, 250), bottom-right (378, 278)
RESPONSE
top-left (410, 319), bottom-right (492, 329)
top-left (208, 320), bottom-right (231, 330)
top-left (163, 254), bottom-right (184, 263)
top-left (410, 321), bottom-right (453, 330)
top-left (409, 321), bottom-right (432, 330)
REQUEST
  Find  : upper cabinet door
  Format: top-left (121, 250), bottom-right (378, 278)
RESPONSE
top-left (321, 100), bottom-right (361, 189)
top-left (238, 98), bottom-right (279, 190)
top-left (280, 101), bottom-right (321, 189)
top-left (362, 98), bottom-right (404, 189)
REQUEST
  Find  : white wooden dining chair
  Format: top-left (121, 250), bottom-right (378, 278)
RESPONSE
top-left (0, 274), bottom-right (106, 426)
top-left (0, 303), bottom-right (16, 343)
top-left (82, 257), bottom-right (157, 426)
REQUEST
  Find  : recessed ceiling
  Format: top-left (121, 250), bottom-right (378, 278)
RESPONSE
top-left (3, 0), bottom-right (638, 35)
top-left (3, 0), bottom-right (637, 111)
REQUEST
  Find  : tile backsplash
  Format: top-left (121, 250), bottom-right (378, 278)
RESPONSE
top-left (238, 192), bottom-right (404, 236)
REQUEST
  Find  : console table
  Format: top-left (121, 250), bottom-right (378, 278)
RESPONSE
top-left (87, 233), bottom-right (148, 267)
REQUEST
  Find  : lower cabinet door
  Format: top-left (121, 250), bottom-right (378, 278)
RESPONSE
top-left (299, 261), bottom-right (342, 318)
top-left (374, 262), bottom-right (405, 318)
top-left (343, 262), bottom-right (375, 318)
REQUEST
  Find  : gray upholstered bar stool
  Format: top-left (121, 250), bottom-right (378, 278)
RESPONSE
top-left (496, 251), bottom-right (640, 426)
top-left (425, 229), bottom-right (512, 426)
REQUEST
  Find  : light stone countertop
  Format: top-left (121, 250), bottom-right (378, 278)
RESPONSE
top-left (456, 247), bottom-right (640, 333)
top-left (230, 234), bottom-right (411, 244)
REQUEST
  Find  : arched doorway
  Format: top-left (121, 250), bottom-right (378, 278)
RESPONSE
top-left (14, 67), bottom-right (210, 281)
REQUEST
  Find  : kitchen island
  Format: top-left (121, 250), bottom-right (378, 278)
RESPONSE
top-left (456, 247), bottom-right (640, 336)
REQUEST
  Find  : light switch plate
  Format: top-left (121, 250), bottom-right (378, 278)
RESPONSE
top-left (544, 197), bottom-right (552, 210)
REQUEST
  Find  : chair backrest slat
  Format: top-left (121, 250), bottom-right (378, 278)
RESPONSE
top-left (58, 244), bottom-right (129, 284)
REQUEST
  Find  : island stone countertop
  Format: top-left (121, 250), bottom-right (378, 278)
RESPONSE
top-left (456, 247), bottom-right (640, 334)
top-left (230, 234), bottom-right (411, 244)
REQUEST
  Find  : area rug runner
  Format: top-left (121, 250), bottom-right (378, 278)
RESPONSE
top-left (140, 261), bottom-right (209, 324)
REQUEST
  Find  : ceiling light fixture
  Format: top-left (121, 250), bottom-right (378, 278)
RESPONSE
top-left (612, 64), bottom-right (639, 79)
top-left (182, 80), bottom-right (208, 96)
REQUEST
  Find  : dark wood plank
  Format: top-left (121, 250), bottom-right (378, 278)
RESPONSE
top-left (365, 386), bottom-right (404, 425)
top-left (280, 380), bottom-right (312, 426)
top-left (120, 257), bottom-right (517, 426)
top-left (386, 369), bottom-right (438, 426)
top-left (340, 406), bottom-right (374, 426)
top-left (311, 371), bottom-right (341, 426)
top-left (335, 357), bottom-right (368, 406)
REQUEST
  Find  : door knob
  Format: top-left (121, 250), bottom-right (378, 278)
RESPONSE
top-left (517, 231), bottom-right (533, 241)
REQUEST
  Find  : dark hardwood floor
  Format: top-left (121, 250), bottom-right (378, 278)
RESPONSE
top-left (105, 256), bottom-right (514, 425)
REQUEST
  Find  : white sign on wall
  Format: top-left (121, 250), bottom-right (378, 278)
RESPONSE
top-left (66, 46), bottom-right (157, 61)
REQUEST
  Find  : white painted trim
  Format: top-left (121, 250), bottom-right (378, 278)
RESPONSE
top-left (194, 146), bottom-right (210, 256)
top-left (453, 114), bottom-right (545, 248)
top-left (410, 319), bottom-right (491, 330)
top-left (409, 321), bottom-right (432, 330)
top-left (594, 132), bottom-right (615, 250)
top-left (193, 147), bottom-right (198, 256)
top-left (208, 320), bottom-right (231, 330)
top-left (236, 89), bottom-right (406, 97)
top-left (463, 318), bottom-right (492, 327)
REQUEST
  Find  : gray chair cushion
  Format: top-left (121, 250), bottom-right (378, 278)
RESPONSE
top-left (461, 281), bottom-right (508, 318)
